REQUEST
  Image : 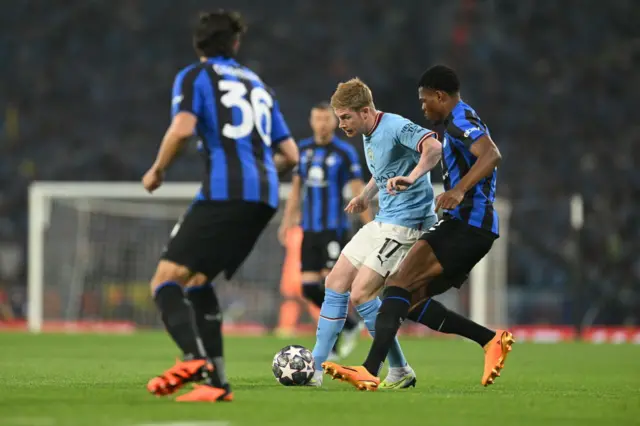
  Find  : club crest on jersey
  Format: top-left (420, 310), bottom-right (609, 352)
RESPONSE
top-left (325, 154), bottom-right (337, 167)
top-left (367, 147), bottom-right (374, 162)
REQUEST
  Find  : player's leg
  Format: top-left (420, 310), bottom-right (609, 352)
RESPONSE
top-left (177, 201), bottom-right (276, 402)
top-left (322, 239), bottom-right (443, 390)
top-left (322, 233), bottom-right (362, 359)
top-left (309, 253), bottom-right (358, 383)
top-left (147, 204), bottom-right (218, 397)
top-left (349, 266), bottom-right (415, 389)
top-left (185, 275), bottom-right (228, 392)
top-left (310, 223), bottom-right (378, 385)
top-left (407, 274), bottom-right (494, 347)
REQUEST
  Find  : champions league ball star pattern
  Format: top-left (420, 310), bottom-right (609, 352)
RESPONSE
top-left (272, 345), bottom-right (315, 386)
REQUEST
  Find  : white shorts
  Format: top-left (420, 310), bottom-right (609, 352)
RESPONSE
top-left (342, 221), bottom-right (423, 277)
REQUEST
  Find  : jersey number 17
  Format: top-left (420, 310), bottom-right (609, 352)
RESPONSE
top-left (218, 80), bottom-right (273, 146)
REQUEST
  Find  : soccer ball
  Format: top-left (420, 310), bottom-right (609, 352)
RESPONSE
top-left (272, 345), bottom-right (315, 386)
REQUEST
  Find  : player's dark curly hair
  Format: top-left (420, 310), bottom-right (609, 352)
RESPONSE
top-left (193, 10), bottom-right (247, 58)
top-left (418, 65), bottom-right (460, 95)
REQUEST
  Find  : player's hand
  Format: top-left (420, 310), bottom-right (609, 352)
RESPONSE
top-left (435, 187), bottom-right (465, 211)
top-left (142, 167), bottom-right (164, 193)
top-left (345, 195), bottom-right (369, 214)
top-left (386, 176), bottom-right (414, 195)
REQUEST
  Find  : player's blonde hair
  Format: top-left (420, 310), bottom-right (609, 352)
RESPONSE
top-left (330, 78), bottom-right (375, 111)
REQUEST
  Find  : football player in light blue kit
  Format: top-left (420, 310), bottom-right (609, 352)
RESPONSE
top-left (309, 78), bottom-right (442, 388)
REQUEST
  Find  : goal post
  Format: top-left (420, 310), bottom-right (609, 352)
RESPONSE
top-left (27, 181), bottom-right (510, 333)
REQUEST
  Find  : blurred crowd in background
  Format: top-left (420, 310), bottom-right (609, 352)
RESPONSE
top-left (0, 0), bottom-right (637, 326)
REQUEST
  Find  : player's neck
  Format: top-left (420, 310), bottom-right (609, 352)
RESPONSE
top-left (314, 134), bottom-right (334, 145)
top-left (443, 95), bottom-right (461, 118)
top-left (364, 109), bottom-right (381, 136)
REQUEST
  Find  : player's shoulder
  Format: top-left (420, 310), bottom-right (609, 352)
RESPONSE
top-left (174, 62), bottom-right (207, 81)
top-left (380, 112), bottom-right (421, 132)
top-left (449, 101), bottom-right (488, 134)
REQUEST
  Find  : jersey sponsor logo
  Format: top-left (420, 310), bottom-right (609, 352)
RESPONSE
top-left (400, 122), bottom-right (421, 135)
top-left (463, 127), bottom-right (482, 138)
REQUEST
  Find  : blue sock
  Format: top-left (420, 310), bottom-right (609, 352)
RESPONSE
top-left (356, 298), bottom-right (408, 368)
top-left (312, 288), bottom-right (349, 370)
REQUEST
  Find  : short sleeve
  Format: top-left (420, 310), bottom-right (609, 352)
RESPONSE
top-left (171, 66), bottom-right (204, 117)
top-left (451, 114), bottom-right (488, 147)
top-left (395, 118), bottom-right (437, 153)
top-left (270, 100), bottom-right (291, 145)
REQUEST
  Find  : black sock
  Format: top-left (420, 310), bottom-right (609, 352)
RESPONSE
top-left (303, 281), bottom-right (359, 331)
top-left (408, 298), bottom-right (495, 347)
top-left (186, 282), bottom-right (229, 390)
top-left (154, 282), bottom-right (204, 359)
top-left (362, 286), bottom-right (410, 376)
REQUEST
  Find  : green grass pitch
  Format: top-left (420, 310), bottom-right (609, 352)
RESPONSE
top-left (0, 332), bottom-right (639, 426)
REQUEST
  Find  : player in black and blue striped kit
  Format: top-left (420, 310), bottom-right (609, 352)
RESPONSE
top-left (279, 102), bottom-right (371, 363)
top-left (323, 65), bottom-right (515, 391)
top-left (142, 10), bottom-right (299, 402)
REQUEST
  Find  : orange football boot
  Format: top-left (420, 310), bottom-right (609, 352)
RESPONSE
top-left (176, 384), bottom-right (234, 402)
top-left (322, 362), bottom-right (380, 391)
top-left (482, 330), bottom-right (515, 386)
top-left (147, 359), bottom-right (211, 396)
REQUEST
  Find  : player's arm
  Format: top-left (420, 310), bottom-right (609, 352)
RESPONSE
top-left (273, 138), bottom-right (299, 175)
top-left (435, 119), bottom-right (501, 210)
top-left (345, 177), bottom-right (377, 214)
top-left (455, 135), bottom-right (501, 192)
top-left (342, 145), bottom-right (372, 222)
top-left (387, 120), bottom-right (441, 194)
top-left (278, 173), bottom-right (302, 245)
top-left (349, 179), bottom-right (373, 223)
top-left (152, 113), bottom-right (197, 172)
top-left (143, 68), bottom-right (203, 193)
top-left (270, 99), bottom-right (299, 175)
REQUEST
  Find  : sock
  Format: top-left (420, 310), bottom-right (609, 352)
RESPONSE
top-left (186, 282), bottom-right (229, 389)
top-left (356, 298), bottom-right (407, 368)
top-left (409, 298), bottom-right (495, 347)
top-left (154, 282), bottom-right (204, 359)
top-left (362, 287), bottom-right (411, 376)
top-left (303, 281), bottom-right (358, 331)
top-left (312, 288), bottom-right (349, 370)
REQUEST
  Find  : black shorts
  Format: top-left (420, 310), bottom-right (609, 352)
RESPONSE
top-left (419, 216), bottom-right (497, 286)
top-left (301, 230), bottom-right (348, 272)
top-left (162, 200), bottom-right (276, 280)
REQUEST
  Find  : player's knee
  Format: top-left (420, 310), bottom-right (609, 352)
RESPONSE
top-left (323, 270), bottom-right (351, 293)
top-left (185, 273), bottom-right (208, 289)
top-left (349, 286), bottom-right (376, 306)
top-left (150, 260), bottom-right (192, 292)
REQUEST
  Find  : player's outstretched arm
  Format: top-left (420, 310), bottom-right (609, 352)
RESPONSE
top-left (387, 136), bottom-right (441, 194)
top-left (143, 112), bottom-right (197, 193)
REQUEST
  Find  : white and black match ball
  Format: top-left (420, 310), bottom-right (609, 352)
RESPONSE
top-left (272, 345), bottom-right (315, 386)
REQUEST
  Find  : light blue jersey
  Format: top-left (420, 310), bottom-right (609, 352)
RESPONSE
top-left (363, 112), bottom-right (438, 229)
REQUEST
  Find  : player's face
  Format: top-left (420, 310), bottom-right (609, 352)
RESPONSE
top-left (334, 108), bottom-right (368, 137)
top-left (310, 108), bottom-right (337, 139)
top-left (418, 87), bottom-right (445, 121)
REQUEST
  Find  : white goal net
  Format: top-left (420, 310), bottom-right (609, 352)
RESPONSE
top-left (28, 181), bottom-right (510, 333)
